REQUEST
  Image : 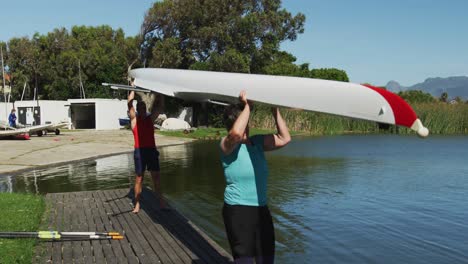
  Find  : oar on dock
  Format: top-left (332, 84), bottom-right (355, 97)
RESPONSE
top-left (0, 231), bottom-right (124, 240)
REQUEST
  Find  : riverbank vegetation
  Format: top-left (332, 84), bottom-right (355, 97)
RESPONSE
top-left (0, 193), bottom-right (45, 264)
top-left (251, 102), bottom-right (468, 135)
top-left (162, 101), bottom-right (467, 139)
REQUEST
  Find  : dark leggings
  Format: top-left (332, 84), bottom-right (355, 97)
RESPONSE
top-left (222, 203), bottom-right (275, 264)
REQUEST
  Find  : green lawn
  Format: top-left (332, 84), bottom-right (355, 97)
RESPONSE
top-left (158, 127), bottom-right (227, 139)
top-left (157, 127), bottom-right (304, 140)
top-left (0, 193), bottom-right (45, 264)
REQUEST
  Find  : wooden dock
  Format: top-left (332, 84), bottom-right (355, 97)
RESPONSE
top-left (34, 188), bottom-right (232, 263)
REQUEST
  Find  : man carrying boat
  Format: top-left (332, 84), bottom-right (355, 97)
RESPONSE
top-left (128, 90), bottom-right (166, 213)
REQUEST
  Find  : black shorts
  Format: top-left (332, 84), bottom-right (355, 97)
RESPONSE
top-left (134, 148), bottom-right (160, 175)
top-left (222, 203), bottom-right (275, 263)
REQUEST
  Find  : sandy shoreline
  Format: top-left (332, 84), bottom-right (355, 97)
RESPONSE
top-left (0, 130), bottom-right (194, 175)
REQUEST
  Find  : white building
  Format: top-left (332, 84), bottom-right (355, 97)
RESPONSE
top-left (67, 98), bottom-right (127, 130)
top-left (0, 100), bottom-right (68, 126)
top-left (1, 98), bottom-right (128, 130)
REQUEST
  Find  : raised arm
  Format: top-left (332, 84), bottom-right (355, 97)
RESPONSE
top-left (128, 90), bottom-right (137, 129)
top-left (150, 92), bottom-right (165, 122)
top-left (221, 90), bottom-right (251, 155)
top-left (264, 107), bottom-right (291, 151)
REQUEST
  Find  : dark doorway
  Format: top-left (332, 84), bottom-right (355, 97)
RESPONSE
top-left (70, 103), bottom-right (96, 129)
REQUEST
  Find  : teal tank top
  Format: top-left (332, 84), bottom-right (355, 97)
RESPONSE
top-left (220, 135), bottom-right (269, 206)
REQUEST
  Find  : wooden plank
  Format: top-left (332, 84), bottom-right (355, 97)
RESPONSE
top-left (94, 190), bottom-right (129, 264)
top-left (106, 188), bottom-right (164, 263)
top-left (173, 208), bottom-right (232, 263)
top-left (101, 189), bottom-right (155, 264)
top-left (135, 201), bottom-right (191, 263)
top-left (70, 192), bottom-right (85, 264)
top-left (113, 189), bottom-right (179, 264)
top-left (139, 190), bottom-right (215, 263)
top-left (98, 190), bottom-right (139, 264)
top-left (52, 193), bottom-right (64, 264)
top-left (113, 188), bottom-right (193, 264)
top-left (78, 191), bottom-right (94, 264)
top-left (92, 191), bottom-right (118, 263)
top-left (141, 189), bottom-right (232, 264)
top-left (82, 190), bottom-right (105, 264)
top-left (139, 190), bottom-right (209, 263)
top-left (61, 192), bottom-right (74, 263)
top-left (169, 204), bottom-right (232, 263)
top-left (91, 191), bottom-right (117, 264)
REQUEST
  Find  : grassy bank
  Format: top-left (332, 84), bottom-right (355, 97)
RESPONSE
top-left (0, 193), bottom-right (45, 264)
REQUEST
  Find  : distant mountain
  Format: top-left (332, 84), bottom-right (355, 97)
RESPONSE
top-left (385, 76), bottom-right (468, 99)
top-left (386, 80), bottom-right (404, 92)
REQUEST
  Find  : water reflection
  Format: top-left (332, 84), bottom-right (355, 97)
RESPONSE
top-left (3, 145), bottom-right (196, 195)
top-left (6, 158), bottom-right (131, 194)
top-left (268, 155), bottom-right (347, 200)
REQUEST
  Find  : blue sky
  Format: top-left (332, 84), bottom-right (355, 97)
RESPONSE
top-left (1, 0), bottom-right (467, 86)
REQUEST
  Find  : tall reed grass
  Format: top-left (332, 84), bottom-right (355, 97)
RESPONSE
top-left (250, 103), bottom-right (468, 135)
top-left (399, 103), bottom-right (468, 135)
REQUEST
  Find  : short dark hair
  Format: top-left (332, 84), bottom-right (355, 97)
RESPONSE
top-left (136, 101), bottom-right (146, 113)
top-left (223, 103), bottom-right (245, 131)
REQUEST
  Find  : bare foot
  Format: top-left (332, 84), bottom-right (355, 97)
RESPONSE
top-left (132, 203), bottom-right (140, 214)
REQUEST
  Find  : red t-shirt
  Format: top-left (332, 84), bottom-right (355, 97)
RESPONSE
top-left (132, 116), bottom-right (156, 148)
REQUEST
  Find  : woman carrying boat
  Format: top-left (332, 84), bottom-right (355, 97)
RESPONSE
top-left (220, 90), bottom-right (291, 264)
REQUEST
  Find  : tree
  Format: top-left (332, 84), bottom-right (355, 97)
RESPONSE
top-left (262, 52), bottom-right (350, 81)
top-left (7, 36), bottom-right (42, 100)
top-left (141, 0), bottom-right (305, 73)
top-left (150, 37), bottom-right (183, 68)
top-left (397, 90), bottom-right (436, 104)
top-left (6, 26), bottom-right (137, 100)
top-left (262, 51), bottom-right (308, 77)
top-left (309, 68), bottom-right (349, 82)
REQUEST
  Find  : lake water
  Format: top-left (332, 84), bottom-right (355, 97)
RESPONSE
top-left (1, 135), bottom-right (467, 263)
